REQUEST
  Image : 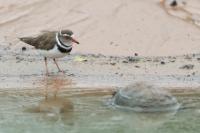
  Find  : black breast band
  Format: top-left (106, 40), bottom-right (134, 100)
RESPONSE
top-left (57, 44), bottom-right (72, 53)
top-left (56, 33), bottom-right (72, 53)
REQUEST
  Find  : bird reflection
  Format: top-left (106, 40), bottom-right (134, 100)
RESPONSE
top-left (43, 74), bottom-right (73, 99)
top-left (30, 74), bottom-right (75, 124)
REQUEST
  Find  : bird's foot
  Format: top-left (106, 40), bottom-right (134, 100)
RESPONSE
top-left (45, 72), bottom-right (50, 76)
top-left (59, 70), bottom-right (74, 76)
top-left (67, 73), bottom-right (75, 76)
top-left (58, 70), bottom-right (65, 74)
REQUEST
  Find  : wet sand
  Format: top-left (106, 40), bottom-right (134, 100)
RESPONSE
top-left (1, 46), bottom-right (200, 92)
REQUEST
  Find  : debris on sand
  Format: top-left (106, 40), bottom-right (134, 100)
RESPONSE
top-left (170, 60), bottom-right (176, 63)
top-left (110, 62), bottom-right (116, 66)
top-left (121, 56), bottom-right (140, 64)
top-left (74, 56), bottom-right (88, 62)
top-left (125, 56), bottom-right (140, 63)
top-left (112, 82), bottom-right (180, 112)
top-left (179, 64), bottom-right (194, 70)
top-left (161, 0), bottom-right (186, 8)
top-left (160, 61), bottom-right (166, 65)
top-left (170, 0), bottom-right (177, 7)
top-left (122, 60), bottom-right (129, 63)
top-left (196, 58), bottom-right (200, 61)
top-left (184, 55), bottom-right (192, 60)
top-left (16, 56), bottom-right (24, 63)
top-left (21, 46), bottom-right (27, 51)
top-left (135, 65), bottom-right (140, 68)
top-left (192, 72), bottom-right (196, 76)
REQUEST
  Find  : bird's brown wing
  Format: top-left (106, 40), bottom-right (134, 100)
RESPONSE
top-left (41, 30), bottom-right (58, 33)
top-left (19, 31), bottom-right (57, 50)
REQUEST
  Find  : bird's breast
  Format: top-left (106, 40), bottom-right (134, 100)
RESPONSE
top-left (38, 45), bottom-right (69, 58)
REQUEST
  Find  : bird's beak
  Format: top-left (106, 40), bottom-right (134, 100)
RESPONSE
top-left (71, 37), bottom-right (80, 44)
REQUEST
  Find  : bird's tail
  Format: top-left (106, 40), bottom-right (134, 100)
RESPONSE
top-left (18, 37), bottom-right (34, 46)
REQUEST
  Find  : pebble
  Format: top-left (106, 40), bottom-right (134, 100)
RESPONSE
top-left (22, 47), bottom-right (27, 51)
top-left (179, 64), bottom-right (194, 70)
top-left (113, 82), bottom-right (180, 112)
top-left (161, 61), bottom-right (166, 65)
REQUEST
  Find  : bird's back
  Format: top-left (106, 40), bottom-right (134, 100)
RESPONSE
top-left (19, 31), bottom-right (57, 50)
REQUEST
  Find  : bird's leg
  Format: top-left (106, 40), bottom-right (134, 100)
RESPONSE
top-left (53, 58), bottom-right (64, 73)
top-left (44, 57), bottom-right (49, 76)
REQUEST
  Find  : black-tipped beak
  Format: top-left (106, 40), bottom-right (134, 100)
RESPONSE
top-left (71, 37), bottom-right (80, 44)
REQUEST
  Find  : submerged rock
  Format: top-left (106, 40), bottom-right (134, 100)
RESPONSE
top-left (113, 82), bottom-right (180, 112)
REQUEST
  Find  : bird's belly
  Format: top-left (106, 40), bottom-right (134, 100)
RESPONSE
top-left (38, 47), bottom-right (68, 58)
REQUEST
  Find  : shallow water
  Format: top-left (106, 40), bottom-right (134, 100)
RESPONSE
top-left (0, 86), bottom-right (200, 133)
top-left (0, 54), bottom-right (200, 132)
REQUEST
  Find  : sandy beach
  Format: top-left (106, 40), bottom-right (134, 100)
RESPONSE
top-left (0, 0), bottom-right (200, 56)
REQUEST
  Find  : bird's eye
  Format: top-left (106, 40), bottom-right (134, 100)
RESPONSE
top-left (63, 34), bottom-right (70, 37)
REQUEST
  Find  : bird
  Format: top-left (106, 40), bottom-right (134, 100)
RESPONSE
top-left (170, 0), bottom-right (177, 7)
top-left (160, 0), bottom-right (177, 6)
top-left (19, 29), bottom-right (79, 76)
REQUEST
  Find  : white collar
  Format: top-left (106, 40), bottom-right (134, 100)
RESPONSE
top-left (56, 33), bottom-right (72, 49)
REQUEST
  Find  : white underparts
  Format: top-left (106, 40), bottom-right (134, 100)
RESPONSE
top-left (38, 45), bottom-right (69, 58)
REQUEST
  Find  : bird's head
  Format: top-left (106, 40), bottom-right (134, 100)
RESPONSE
top-left (59, 29), bottom-right (79, 44)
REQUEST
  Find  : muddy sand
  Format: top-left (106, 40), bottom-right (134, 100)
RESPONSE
top-left (1, 45), bottom-right (200, 96)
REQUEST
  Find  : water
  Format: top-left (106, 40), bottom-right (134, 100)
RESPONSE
top-left (0, 87), bottom-right (199, 133)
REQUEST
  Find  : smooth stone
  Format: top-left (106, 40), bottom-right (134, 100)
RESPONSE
top-left (113, 82), bottom-right (180, 112)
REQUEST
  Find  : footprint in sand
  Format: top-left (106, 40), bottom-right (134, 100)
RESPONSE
top-left (160, 0), bottom-right (200, 29)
